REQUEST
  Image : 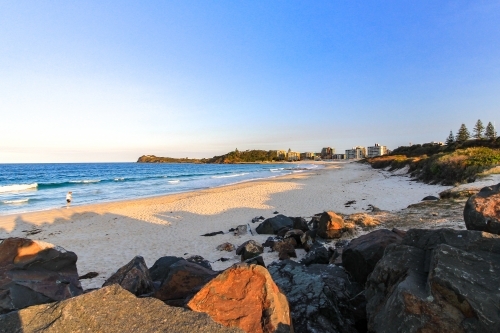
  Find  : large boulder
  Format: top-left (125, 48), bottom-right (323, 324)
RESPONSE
top-left (148, 256), bottom-right (184, 282)
top-left (0, 285), bottom-right (242, 333)
top-left (256, 215), bottom-right (293, 234)
top-left (153, 259), bottom-right (218, 307)
top-left (366, 229), bottom-right (500, 333)
top-left (317, 211), bottom-right (344, 239)
top-left (102, 256), bottom-right (154, 296)
top-left (236, 240), bottom-right (263, 261)
top-left (0, 238), bottom-right (83, 314)
top-left (342, 229), bottom-right (403, 285)
top-left (291, 217), bottom-right (309, 231)
top-left (464, 183), bottom-right (500, 234)
top-left (299, 243), bottom-right (330, 266)
top-left (268, 260), bottom-right (365, 333)
top-left (188, 264), bottom-right (292, 333)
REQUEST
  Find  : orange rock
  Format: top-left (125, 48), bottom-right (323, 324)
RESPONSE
top-left (187, 264), bottom-right (292, 333)
top-left (317, 211), bottom-right (344, 239)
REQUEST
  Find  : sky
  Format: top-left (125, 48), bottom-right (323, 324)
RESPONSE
top-left (1, 1), bottom-right (499, 162)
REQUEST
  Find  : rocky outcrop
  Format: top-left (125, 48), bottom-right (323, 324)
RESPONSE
top-left (236, 240), bottom-right (263, 261)
top-left (464, 183), bottom-right (500, 234)
top-left (102, 256), bottom-right (154, 296)
top-left (0, 285), bottom-right (242, 333)
top-left (186, 255), bottom-right (212, 270)
top-left (256, 215), bottom-right (293, 234)
top-left (342, 229), bottom-right (404, 285)
top-left (217, 242), bottom-right (236, 251)
top-left (268, 260), bottom-right (365, 333)
top-left (188, 264), bottom-right (292, 333)
top-left (0, 238), bottom-right (83, 314)
top-left (291, 217), bottom-right (309, 231)
top-left (153, 259), bottom-right (218, 306)
top-left (366, 228), bottom-right (500, 333)
top-left (317, 211), bottom-right (344, 239)
top-left (273, 240), bottom-right (297, 260)
top-left (299, 243), bottom-right (330, 265)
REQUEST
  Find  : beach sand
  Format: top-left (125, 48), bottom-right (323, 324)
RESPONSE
top-left (0, 162), bottom-right (455, 289)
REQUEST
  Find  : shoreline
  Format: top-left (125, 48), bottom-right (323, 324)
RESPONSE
top-left (0, 162), bottom-right (452, 289)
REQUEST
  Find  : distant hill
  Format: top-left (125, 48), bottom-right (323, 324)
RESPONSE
top-left (137, 149), bottom-right (280, 164)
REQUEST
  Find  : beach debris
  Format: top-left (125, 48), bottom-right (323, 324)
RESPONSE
top-left (268, 260), bottom-right (365, 333)
top-left (236, 240), bottom-right (263, 261)
top-left (186, 255), bottom-right (212, 270)
top-left (103, 256), bottom-right (154, 296)
top-left (273, 211), bottom-right (279, 214)
top-left (251, 216), bottom-right (265, 223)
top-left (231, 224), bottom-right (247, 236)
top-left (343, 229), bottom-right (403, 285)
top-left (247, 223), bottom-right (253, 236)
top-left (422, 195), bottom-right (440, 201)
top-left (366, 204), bottom-right (381, 212)
top-left (344, 200), bottom-right (356, 207)
top-left (317, 211), bottom-right (344, 239)
top-left (464, 182), bottom-right (500, 235)
top-left (216, 242), bottom-right (235, 252)
top-left (79, 272), bottom-right (99, 280)
top-left (188, 264), bottom-right (292, 333)
top-left (0, 238), bottom-right (83, 314)
top-left (201, 231), bottom-right (224, 237)
top-left (345, 213), bottom-right (380, 228)
top-left (213, 257), bottom-right (231, 263)
top-left (23, 228), bottom-right (42, 236)
top-left (255, 214), bottom-right (293, 235)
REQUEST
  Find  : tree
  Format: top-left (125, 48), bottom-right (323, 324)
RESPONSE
top-left (485, 122), bottom-right (497, 140)
top-left (446, 131), bottom-right (455, 145)
top-left (455, 124), bottom-right (470, 143)
top-left (473, 119), bottom-right (484, 139)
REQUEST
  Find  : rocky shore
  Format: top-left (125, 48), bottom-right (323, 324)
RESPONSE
top-left (1, 180), bottom-right (500, 332)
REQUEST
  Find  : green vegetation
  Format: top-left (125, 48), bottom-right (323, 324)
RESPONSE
top-left (473, 119), bottom-right (484, 140)
top-left (137, 155), bottom-right (206, 163)
top-left (456, 123), bottom-right (470, 143)
top-left (137, 149), bottom-right (280, 164)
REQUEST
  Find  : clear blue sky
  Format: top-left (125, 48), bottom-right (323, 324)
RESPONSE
top-left (1, 1), bottom-right (499, 162)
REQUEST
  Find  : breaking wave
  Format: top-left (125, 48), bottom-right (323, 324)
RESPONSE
top-left (0, 183), bottom-right (38, 193)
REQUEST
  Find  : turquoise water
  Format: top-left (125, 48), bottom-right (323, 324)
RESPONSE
top-left (0, 163), bottom-right (319, 215)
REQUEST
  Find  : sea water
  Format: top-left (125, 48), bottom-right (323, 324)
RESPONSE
top-left (0, 163), bottom-right (319, 215)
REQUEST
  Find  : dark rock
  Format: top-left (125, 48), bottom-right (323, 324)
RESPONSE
top-left (251, 216), bottom-right (265, 223)
top-left (335, 239), bottom-right (350, 248)
top-left (300, 229), bottom-right (317, 252)
top-left (148, 256), bottom-right (183, 282)
top-left (232, 225), bottom-right (247, 236)
top-left (262, 237), bottom-right (277, 248)
top-left (103, 256), bottom-right (155, 296)
top-left (317, 211), bottom-right (344, 239)
top-left (256, 214), bottom-right (293, 234)
top-left (366, 228), bottom-right (500, 333)
top-left (308, 214), bottom-right (321, 230)
top-left (79, 272), bottom-right (99, 280)
top-left (243, 255), bottom-right (266, 268)
top-left (0, 285), bottom-right (242, 333)
top-left (216, 242), bottom-right (236, 252)
top-left (273, 211), bottom-right (279, 214)
top-left (391, 228), bottom-right (407, 238)
top-left (366, 204), bottom-right (380, 212)
top-left (342, 229), bottom-right (403, 285)
top-left (299, 243), bottom-right (330, 265)
top-left (284, 229), bottom-right (304, 247)
top-left (345, 200), bottom-right (356, 205)
top-left (236, 240), bottom-right (263, 261)
top-left (329, 248), bottom-right (343, 265)
top-left (463, 183), bottom-right (500, 234)
top-left (422, 195), bottom-right (440, 201)
top-left (291, 217), bottom-right (309, 231)
top-left (201, 231), bottom-right (224, 236)
top-left (153, 259), bottom-right (218, 307)
top-left (268, 260), bottom-right (365, 333)
top-left (186, 255), bottom-right (212, 270)
top-left (274, 241), bottom-right (297, 260)
top-left (0, 238), bottom-right (83, 314)
top-left (276, 226), bottom-right (293, 237)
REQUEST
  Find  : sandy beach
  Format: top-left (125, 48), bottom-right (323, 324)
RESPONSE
top-left (0, 162), bottom-right (456, 289)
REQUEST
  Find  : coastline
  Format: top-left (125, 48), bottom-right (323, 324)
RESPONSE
top-left (0, 161), bottom-right (452, 289)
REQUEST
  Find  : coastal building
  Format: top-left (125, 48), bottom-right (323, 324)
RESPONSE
top-left (345, 146), bottom-right (366, 159)
top-left (277, 150), bottom-right (287, 160)
top-left (367, 143), bottom-right (388, 158)
top-left (287, 150), bottom-right (300, 161)
top-left (320, 147), bottom-right (335, 159)
top-left (333, 154), bottom-right (346, 160)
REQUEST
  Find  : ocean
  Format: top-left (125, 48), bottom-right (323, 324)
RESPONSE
top-left (0, 162), bottom-right (319, 215)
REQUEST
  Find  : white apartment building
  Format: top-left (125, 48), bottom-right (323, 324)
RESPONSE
top-left (367, 143), bottom-right (388, 158)
top-left (345, 146), bottom-right (366, 159)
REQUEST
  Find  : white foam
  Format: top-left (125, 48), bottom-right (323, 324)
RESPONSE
top-left (270, 168), bottom-right (285, 172)
top-left (70, 180), bottom-right (100, 184)
top-left (114, 178), bottom-right (125, 181)
top-left (0, 183), bottom-right (38, 193)
top-left (211, 173), bottom-right (249, 179)
top-left (168, 180), bottom-right (180, 184)
top-left (2, 198), bottom-right (29, 204)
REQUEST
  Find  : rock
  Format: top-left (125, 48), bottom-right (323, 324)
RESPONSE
top-left (308, 214), bottom-right (321, 230)
top-left (422, 195), bottom-right (440, 201)
top-left (0, 238), bottom-right (83, 314)
top-left (186, 255), bottom-right (212, 270)
top-left (345, 213), bottom-right (380, 228)
top-left (284, 229), bottom-right (304, 247)
top-left (236, 240), bottom-right (264, 261)
top-left (291, 217), bottom-right (309, 231)
top-left (342, 229), bottom-right (403, 285)
top-left (233, 225), bottom-right (248, 236)
top-left (251, 216), bottom-right (265, 223)
top-left (300, 230), bottom-right (317, 252)
top-left (243, 256), bottom-right (266, 268)
top-left (102, 256), bottom-right (155, 296)
top-left (188, 264), bottom-right (292, 333)
top-left (201, 231), bottom-right (225, 236)
top-left (273, 211), bottom-right (279, 214)
top-left (366, 228), bottom-right (500, 333)
top-left (299, 243), bottom-right (330, 265)
top-left (366, 204), bottom-right (380, 212)
top-left (317, 211), bottom-right (344, 239)
top-left (153, 259), bottom-right (218, 307)
top-left (217, 242), bottom-right (236, 252)
top-left (268, 260), bottom-right (365, 333)
top-left (463, 183), bottom-right (500, 234)
top-left (0, 285), bottom-right (242, 333)
top-left (255, 214), bottom-right (293, 234)
top-left (262, 237), bottom-right (277, 249)
top-left (79, 272), bottom-right (99, 280)
top-left (329, 248), bottom-right (343, 265)
top-left (273, 241), bottom-right (297, 260)
top-left (148, 256), bottom-right (184, 282)
top-left (276, 226), bottom-right (293, 237)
